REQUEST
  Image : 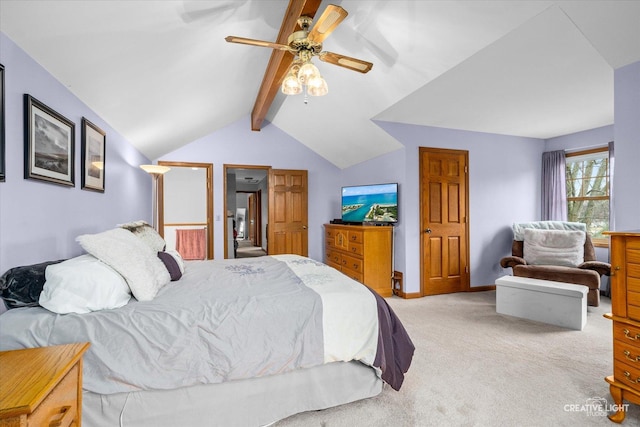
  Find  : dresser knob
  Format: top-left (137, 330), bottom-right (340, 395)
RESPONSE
top-left (624, 371), bottom-right (640, 384)
top-left (624, 350), bottom-right (640, 363)
top-left (623, 329), bottom-right (640, 341)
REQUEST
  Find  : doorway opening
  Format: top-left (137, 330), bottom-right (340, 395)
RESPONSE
top-left (224, 165), bottom-right (269, 259)
top-left (157, 161), bottom-right (214, 259)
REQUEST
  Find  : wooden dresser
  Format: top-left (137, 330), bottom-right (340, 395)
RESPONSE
top-left (604, 230), bottom-right (640, 423)
top-left (324, 223), bottom-right (393, 297)
top-left (0, 342), bottom-right (90, 427)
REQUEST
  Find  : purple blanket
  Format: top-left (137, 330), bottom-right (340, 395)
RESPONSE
top-left (369, 288), bottom-right (415, 391)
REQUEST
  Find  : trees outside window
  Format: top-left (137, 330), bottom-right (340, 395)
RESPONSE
top-left (565, 147), bottom-right (609, 244)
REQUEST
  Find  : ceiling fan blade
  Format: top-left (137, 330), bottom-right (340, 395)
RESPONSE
top-left (318, 51), bottom-right (373, 73)
top-left (307, 5), bottom-right (348, 44)
top-left (225, 36), bottom-right (292, 52)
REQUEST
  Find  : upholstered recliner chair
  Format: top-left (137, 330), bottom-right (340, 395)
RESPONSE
top-left (500, 221), bottom-right (611, 307)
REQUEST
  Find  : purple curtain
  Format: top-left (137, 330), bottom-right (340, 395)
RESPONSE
top-left (541, 150), bottom-right (567, 221)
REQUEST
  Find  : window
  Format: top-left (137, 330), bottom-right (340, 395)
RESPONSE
top-left (565, 147), bottom-right (609, 245)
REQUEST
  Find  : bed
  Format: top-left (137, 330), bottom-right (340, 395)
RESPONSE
top-left (0, 224), bottom-right (414, 426)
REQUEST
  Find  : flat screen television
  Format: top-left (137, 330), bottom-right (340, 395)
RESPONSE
top-left (341, 183), bottom-right (398, 224)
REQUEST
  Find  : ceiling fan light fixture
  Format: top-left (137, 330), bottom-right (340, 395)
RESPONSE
top-left (306, 75), bottom-right (328, 96)
top-left (297, 61), bottom-right (320, 85)
top-left (281, 71), bottom-right (302, 95)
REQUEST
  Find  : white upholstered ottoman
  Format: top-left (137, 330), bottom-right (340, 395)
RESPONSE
top-left (495, 275), bottom-right (588, 330)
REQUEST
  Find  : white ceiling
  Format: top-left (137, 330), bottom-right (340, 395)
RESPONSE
top-left (1, 1), bottom-right (639, 169)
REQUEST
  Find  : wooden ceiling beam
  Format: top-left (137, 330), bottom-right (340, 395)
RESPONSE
top-left (250, 0), bottom-right (323, 131)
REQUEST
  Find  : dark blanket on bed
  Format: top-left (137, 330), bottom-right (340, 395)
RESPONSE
top-left (369, 288), bottom-right (415, 391)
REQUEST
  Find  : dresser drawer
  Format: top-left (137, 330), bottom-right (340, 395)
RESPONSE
top-left (326, 237), bottom-right (336, 249)
top-left (326, 249), bottom-right (342, 266)
top-left (28, 364), bottom-right (78, 427)
top-left (342, 268), bottom-right (364, 283)
top-left (348, 242), bottom-right (363, 256)
top-left (348, 231), bottom-right (363, 244)
top-left (614, 339), bottom-right (640, 367)
top-left (614, 358), bottom-right (640, 391)
top-left (341, 254), bottom-right (363, 275)
top-left (628, 291), bottom-right (640, 322)
top-left (614, 322), bottom-right (640, 349)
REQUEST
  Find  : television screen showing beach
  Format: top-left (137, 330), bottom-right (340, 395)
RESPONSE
top-left (342, 183), bottom-right (398, 223)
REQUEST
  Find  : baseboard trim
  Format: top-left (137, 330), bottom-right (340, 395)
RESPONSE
top-left (468, 285), bottom-right (496, 292)
top-left (392, 290), bottom-right (422, 299)
top-left (402, 292), bottom-right (422, 299)
top-left (392, 285), bottom-right (495, 299)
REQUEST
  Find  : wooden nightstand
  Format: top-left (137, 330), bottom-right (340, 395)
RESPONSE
top-left (0, 342), bottom-right (90, 427)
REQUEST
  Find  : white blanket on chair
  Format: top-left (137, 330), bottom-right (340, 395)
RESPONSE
top-left (523, 228), bottom-right (586, 267)
top-left (513, 221), bottom-right (586, 241)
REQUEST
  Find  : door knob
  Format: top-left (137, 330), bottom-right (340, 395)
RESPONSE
top-left (424, 228), bottom-right (432, 234)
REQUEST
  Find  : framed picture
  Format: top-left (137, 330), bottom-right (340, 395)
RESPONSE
top-left (81, 117), bottom-right (106, 192)
top-left (0, 64), bottom-right (5, 182)
top-left (24, 94), bottom-right (75, 186)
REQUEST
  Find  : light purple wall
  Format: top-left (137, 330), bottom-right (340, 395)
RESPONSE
top-left (343, 123), bottom-right (545, 294)
top-left (613, 61), bottom-right (640, 232)
top-left (156, 117), bottom-right (342, 261)
top-left (0, 34), bottom-right (151, 293)
top-left (545, 125), bottom-right (613, 152)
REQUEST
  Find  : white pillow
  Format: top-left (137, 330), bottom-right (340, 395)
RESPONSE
top-left (76, 228), bottom-right (170, 301)
top-left (523, 228), bottom-right (586, 267)
top-left (39, 255), bottom-right (131, 314)
top-left (118, 220), bottom-right (166, 252)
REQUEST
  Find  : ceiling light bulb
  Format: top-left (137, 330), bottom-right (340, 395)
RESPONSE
top-left (298, 62), bottom-right (320, 85)
top-left (281, 72), bottom-right (302, 95)
top-left (307, 75), bottom-right (328, 96)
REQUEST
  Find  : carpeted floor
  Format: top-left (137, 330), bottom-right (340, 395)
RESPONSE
top-left (275, 291), bottom-right (640, 426)
top-left (236, 239), bottom-right (267, 258)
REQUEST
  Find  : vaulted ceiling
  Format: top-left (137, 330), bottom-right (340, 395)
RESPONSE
top-left (1, 1), bottom-right (639, 168)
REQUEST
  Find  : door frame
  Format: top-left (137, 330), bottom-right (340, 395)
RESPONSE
top-left (223, 164), bottom-right (270, 259)
top-left (157, 161), bottom-right (214, 259)
top-left (419, 147), bottom-right (470, 296)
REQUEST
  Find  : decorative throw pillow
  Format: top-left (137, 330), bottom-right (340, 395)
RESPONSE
top-left (523, 228), bottom-right (586, 267)
top-left (76, 228), bottom-right (170, 301)
top-left (39, 254), bottom-right (131, 314)
top-left (157, 251), bottom-right (182, 281)
top-left (0, 259), bottom-right (65, 309)
top-left (166, 249), bottom-right (185, 274)
top-left (119, 220), bottom-right (166, 252)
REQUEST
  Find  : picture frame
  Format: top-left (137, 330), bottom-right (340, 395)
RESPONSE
top-left (81, 117), bottom-right (106, 192)
top-left (24, 94), bottom-right (75, 186)
top-left (0, 64), bottom-right (5, 182)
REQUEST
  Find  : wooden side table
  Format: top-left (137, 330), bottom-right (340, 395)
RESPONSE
top-left (0, 342), bottom-right (90, 427)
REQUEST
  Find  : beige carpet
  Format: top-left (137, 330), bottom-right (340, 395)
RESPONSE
top-left (236, 239), bottom-right (267, 258)
top-left (276, 291), bottom-right (640, 426)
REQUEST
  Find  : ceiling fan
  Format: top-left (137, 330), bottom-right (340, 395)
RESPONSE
top-left (225, 4), bottom-right (373, 99)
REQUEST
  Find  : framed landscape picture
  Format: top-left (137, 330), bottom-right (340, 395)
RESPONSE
top-left (81, 117), bottom-right (106, 192)
top-left (0, 64), bottom-right (5, 182)
top-left (24, 94), bottom-right (75, 186)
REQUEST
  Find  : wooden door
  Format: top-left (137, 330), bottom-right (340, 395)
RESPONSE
top-left (268, 169), bottom-right (308, 256)
top-left (420, 147), bottom-right (470, 295)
